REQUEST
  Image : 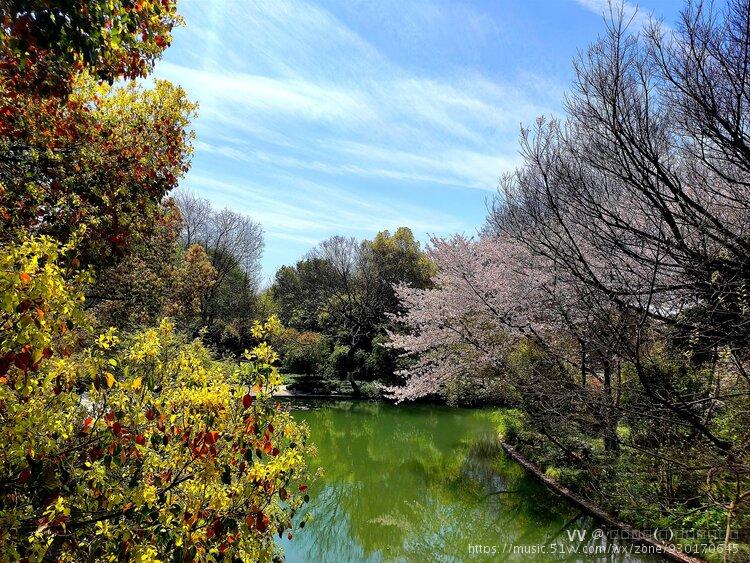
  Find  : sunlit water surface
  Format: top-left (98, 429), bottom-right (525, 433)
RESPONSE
top-left (280, 400), bottom-right (658, 562)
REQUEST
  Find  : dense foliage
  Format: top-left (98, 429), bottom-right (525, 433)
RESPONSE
top-left (390, 1), bottom-right (750, 558)
top-left (0, 0), bottom-right (194, 268)
top-left (271, 228), bottom-right (434, 393)
top-left (0, 255), bottom-right (309, 559)
top-left (0, 3), bottom-right (310, 560)
top-left (89, 199), bottom-right (218, 334)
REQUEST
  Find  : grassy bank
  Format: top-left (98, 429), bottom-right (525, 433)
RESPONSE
top-left (492, 410), bottom-right (750, 562)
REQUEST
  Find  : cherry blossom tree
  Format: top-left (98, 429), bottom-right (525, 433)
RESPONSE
top-left (390, 3), bottom-right (750, 535)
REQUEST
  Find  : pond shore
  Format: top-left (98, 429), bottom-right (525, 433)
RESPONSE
top-left (500, 441), bottom-right (704, 563)
top-left (255, 385), bottom-right (358, 398)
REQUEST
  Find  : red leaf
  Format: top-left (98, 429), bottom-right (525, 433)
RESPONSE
top-left (205, 431), bottom-right (219, 445)
top-left (135, 434), bottom-right (145, 445)
top-left (299, 484), bottom-right (308, 493)
top-left (242, 394), bottom-right (253, 409)
top-left (0, 352), bottom-right (13, 377)
top-left (19, 468), bottom-right (31, 483)
top-left (13, 351), bottom-right (31, 371)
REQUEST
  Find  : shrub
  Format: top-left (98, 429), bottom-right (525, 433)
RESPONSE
top-left (358, 380), bottom-right (384, 399)
top-left (324, 344), bottom-right (352, 379)
top-left (494, 409), bottom-right (526, 444)
top-left (364, 335), bottom-right (396, 382)
top-left (0, 238), bottom-right (311, 561)
top-left (273, 328), bottom-right (329, 375)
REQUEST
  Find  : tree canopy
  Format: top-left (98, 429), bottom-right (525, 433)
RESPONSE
top-left (270, 228), bottom-right (433, 388)
top-left (0, 3), bottom-right (310, 560)
top-left (0, 1), bottom-right (194, 268)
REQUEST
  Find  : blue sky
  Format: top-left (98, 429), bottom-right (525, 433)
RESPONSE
top-left (154, 0), bottom-right (684, 281)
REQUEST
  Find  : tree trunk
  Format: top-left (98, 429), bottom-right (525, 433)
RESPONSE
top-left (602, 358), bottom-right (620, 454)
top-left (580, 343), bottom-right (587, 388)
top-left (347, 370), bottom-right (361, 396)
top-left (346, 342), bottom-right (361, 396)
top-left (723, 501), bottom-right (735, 563)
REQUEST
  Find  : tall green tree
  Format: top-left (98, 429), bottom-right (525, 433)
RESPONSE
top-left (367, 227), bottom-right (436, 314)
top-left (271, 228), bottom-right (433, 385)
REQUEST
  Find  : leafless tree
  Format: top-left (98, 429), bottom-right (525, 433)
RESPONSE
top-left (175, 190), bottom-right (264, 287)
top-left (486, 1), bottom-right (750, 460)
top-left (390, 2), bottom-right (750, 544)
top-left (174, 190), bottom-right (264, 350)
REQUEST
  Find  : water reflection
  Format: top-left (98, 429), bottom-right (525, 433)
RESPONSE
top-left (281, 400), bottom-right (655, 562)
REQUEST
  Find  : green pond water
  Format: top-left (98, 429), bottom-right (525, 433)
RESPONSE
top-left (280, 400), bottom-right (659, 562)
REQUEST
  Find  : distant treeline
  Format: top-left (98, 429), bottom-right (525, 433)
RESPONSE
top-left (88, 188), bottom-right (435, 395)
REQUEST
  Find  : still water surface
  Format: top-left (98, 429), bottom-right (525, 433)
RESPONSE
top-left (281, 400), bottom-right (657, 562)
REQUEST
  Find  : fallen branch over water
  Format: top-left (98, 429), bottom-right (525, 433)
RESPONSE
top-left (499, 441), bottom-right (704, 563)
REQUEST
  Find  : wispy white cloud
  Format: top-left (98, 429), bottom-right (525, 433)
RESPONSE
top-left (159, 52), bottom-right (548, 191)
top-left (194, 138), bottom-right (520, 191)
top-left (572, 0), bottom-right (665, 30)
top-left (157, 0), bottom-right (566, 274)
top-left (181, 173), bottom-right (468, 239)
top-left (158, 0), bottom-right (560, 177)
top-left (159, 62), bottom-right (372, 126)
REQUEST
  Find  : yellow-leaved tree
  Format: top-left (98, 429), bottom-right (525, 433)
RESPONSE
top-left (0, 235), bottom-right (310, 561)
top-left (0, 3), bottom-right (312, 560)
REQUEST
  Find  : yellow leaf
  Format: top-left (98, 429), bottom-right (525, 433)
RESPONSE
top-left (132, 377), bottom-right (142, 390)
top-left (105, 372), bottom-right (115, 388)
